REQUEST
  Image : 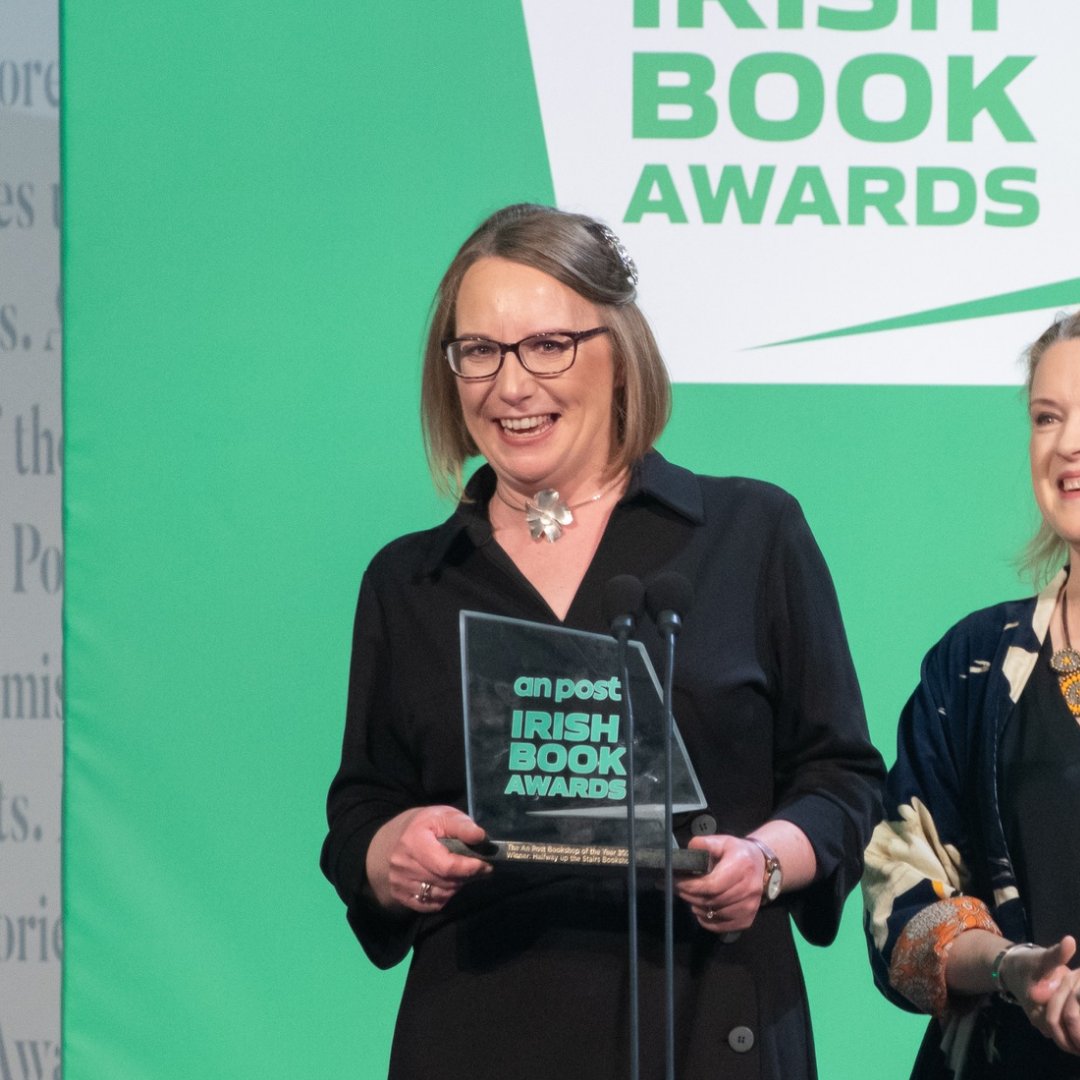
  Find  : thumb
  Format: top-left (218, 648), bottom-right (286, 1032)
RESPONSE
top-left (1026, 939), bottom-right (1075, 1004)
top-left (432, 809), bottom-right (485, 842)
top-left (1035, 936), bottom-right (1076, 978)
top-left (1029, 971), bottom-right (1064, 1006)
top-left (1057, 934), bottom-right (1077, 966)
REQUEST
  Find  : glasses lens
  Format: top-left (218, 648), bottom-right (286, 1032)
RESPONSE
top-left (520, 334), bottom-right (576, 374)
top-left (448, 339), bottom-right (501, 378)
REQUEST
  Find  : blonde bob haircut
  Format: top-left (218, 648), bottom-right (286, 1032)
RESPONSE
top-left (1021, 309), bottom-right (1080, 584)
top-left (420, 204), bottom-right (672, 498)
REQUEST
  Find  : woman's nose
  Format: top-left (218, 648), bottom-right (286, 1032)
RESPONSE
top-left (493, 347), bottom-right (535, 399)
top-left (1061, 413), bottom-right (1080, 455)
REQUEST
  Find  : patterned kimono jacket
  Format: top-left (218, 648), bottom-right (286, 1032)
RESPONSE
top-left (862, 572), bottom-right (1063, 1077)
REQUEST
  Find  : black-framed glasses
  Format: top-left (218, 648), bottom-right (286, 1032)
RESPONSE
top-left (442, 326), bottom-right (610, 380)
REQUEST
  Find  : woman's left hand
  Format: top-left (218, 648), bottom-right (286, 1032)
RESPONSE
top-left (675, 834), bottom-right (766, 933)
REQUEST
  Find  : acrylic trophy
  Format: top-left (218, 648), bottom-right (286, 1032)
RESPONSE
top-left (443, 610), bottom-right (709, 875)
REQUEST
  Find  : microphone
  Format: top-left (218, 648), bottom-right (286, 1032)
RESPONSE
top-left (645, 572), bottom-right (694, 639)
top-left (603, 574), bottom-right (645, 643)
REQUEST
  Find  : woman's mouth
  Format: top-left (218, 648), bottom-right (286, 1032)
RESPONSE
top-left (1060, 476), bottom-right (1080, 492)
top-left (499, 414), bottom-right (556, 435)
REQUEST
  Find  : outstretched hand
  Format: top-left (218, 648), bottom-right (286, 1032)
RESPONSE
top-left (1009, 936), bottom-right (1080, 1056)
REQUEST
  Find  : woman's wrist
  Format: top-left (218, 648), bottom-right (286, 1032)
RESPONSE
top-left (992, 941), bottom-right (1038, 1002)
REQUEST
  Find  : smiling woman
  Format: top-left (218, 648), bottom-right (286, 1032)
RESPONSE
top-left (1028, 330), bottom-right (1080, 571)
top-left (452, 257), bottom-right (618, 511)
top-left (321, 203), bottom-right (884, 1080)
top-left (863, 311), bottom-right (1080, 1079)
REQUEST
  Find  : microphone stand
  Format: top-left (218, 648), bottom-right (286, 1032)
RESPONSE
top-left (646, 572), bottom-right (692, 1080)
top-left (661, 624), bottom-right (676, 1080)
top-left (604, 575), bottom-right (644, 1080)
top-left (615, 621), bottom-right (640, 1080)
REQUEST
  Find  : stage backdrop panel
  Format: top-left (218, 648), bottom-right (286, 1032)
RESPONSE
top-left (62, 2), bottom-right (1069, 1077)
top-left (0, 0), bottom-right (63, 1072)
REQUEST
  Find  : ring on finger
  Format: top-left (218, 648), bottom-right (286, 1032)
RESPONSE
top-left (704, 908), bottom-right (717, 922)
top-left (413, 880), bottom-right (433, 904)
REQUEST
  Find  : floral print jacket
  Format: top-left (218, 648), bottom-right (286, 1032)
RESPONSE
top-left (862, 572), bottom-right (1062, 1072)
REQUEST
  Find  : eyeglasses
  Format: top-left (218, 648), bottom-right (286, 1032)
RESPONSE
top-left (442, 326), bottom-right (610, 380)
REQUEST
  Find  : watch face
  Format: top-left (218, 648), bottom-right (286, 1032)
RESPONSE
top-left (765, 867), bottom-right (782, 902)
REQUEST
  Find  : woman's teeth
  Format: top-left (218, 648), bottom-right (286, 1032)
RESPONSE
top-left (501, 415), bottom-right (553, 432)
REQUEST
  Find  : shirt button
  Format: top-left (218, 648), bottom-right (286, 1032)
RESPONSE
top-left (690, 813), bottom-right (717, 836)
top-left (728, 1026), bottom-right (755, 1053)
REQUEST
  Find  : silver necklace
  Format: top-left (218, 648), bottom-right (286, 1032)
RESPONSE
top-left (494, 474), bottom-right (625, 543)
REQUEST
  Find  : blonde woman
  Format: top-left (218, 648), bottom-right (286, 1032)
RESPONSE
top-left (865, 312), bottom-right (1080, 1078)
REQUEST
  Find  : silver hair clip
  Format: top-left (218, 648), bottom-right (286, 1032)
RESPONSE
top-left (597, 224), bottom-right (639, 289)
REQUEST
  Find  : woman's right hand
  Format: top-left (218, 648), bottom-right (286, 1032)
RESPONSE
top-left (365, 805), bottom-right (492, 914)
top-left (1004, 936), bottom-right (1080, 1056)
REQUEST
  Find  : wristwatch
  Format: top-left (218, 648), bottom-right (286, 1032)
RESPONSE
top-left (747, 837), bottom-right (782, 903)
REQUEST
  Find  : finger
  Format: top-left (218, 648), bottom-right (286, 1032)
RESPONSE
top-left (691, 892), bottom-right (759, 927)
top-left (694, 905), bottom-right (754, 933)
top-left (432, 810), bottom-right (487, 844)
top-left (1032, 938), bottom-right (1077, 981)
top-left (1030, 968), bottom-right (1066, 1007)
top-left (678, 852), bottom-right (757, 903)
top-left (387, 850), bottom-right (474, 903)
top-left (399, 876), bottom-right (456, 911)
top-left (1059, 935), bottom-right (1078, 967)
top-left (1057, 985), bottom-right (1080, 1054)
top-left (406, 816), bottom-right (491, 880)
top-left (1040, 973), bottom-right (1076, 1053)
top-left (431, 847), bottom-right (494, 882)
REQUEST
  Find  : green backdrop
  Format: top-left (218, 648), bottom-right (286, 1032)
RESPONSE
top-left (62, 2), bottom-right (1039, 1076)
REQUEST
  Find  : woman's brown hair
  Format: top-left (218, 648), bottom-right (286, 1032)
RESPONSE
top-left (420, 204), bottom-right (672, 497)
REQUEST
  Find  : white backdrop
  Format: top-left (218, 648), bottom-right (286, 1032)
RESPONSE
top-left (523, 0), bottom-right (1078, 383)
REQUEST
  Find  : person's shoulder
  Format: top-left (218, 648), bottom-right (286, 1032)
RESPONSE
top-left (646, 453), bottom-right (797, 516)
top-left (693, 470), bottom-right (802, 531)
top-left (697, 472), bottom-right (796, 511)
top-left (362, 514), bottom-right (460, 585)
top-left (926, 592), bottom-right (1039, 664)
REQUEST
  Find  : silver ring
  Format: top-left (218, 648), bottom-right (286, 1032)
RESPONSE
top-left (415, 881), bottom-right (433, 904)
top-left (704, 908), bottom-right (717, 922)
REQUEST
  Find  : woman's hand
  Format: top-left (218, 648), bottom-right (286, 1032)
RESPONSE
top-left (675, 835), bottom-right (767, 933)
top-left (1011, 936), bottom-right (1080, 1056)
top-left (675, 821), bottom-right (816, 934)
top-left (366, 805), bottom-right (492, 914)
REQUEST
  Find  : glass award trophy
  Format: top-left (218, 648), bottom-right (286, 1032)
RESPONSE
top-left (444, 610), bottom-right (709, 874)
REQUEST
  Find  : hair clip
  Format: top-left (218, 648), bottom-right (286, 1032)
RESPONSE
top-left (596, 224), bottom-right (639, 289)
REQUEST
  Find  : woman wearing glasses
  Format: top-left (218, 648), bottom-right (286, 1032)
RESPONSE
top-left (864, 313), bottom-right (1080, 1078)
top-left (321, 204), bottom-right (883, 1079)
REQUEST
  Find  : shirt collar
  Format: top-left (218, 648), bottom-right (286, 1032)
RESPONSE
top-left (419, 449), bottom-right (704, 576)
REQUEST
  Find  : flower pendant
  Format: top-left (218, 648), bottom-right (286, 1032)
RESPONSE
top-left (525, 489), bottom-right (573, 543)
top-left (1051, 647), bottom-right (1080, 675)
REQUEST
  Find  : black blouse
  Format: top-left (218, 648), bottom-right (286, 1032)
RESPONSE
top-left (1001, 637), bottom-right (1080, 952)
top-left (321, 452), bottom-right (884, 1080)
top-left (982, 638), bottom-right (1080, 1078)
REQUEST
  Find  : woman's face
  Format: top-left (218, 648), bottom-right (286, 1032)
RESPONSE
top-left (1029, 339), bottom-right (1080, 553)
top-left (453, 256), bottom-right (618, 498)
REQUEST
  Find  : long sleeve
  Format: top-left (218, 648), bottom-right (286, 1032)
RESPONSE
top-left (858, 585), bottom-right (1057, 1018)
top-left (762, 497), bottom-right (886, 945)
top-left (320, 567), bottom-right (424, 968)
top-left (863, 629), bottom-right (1001, 1015)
